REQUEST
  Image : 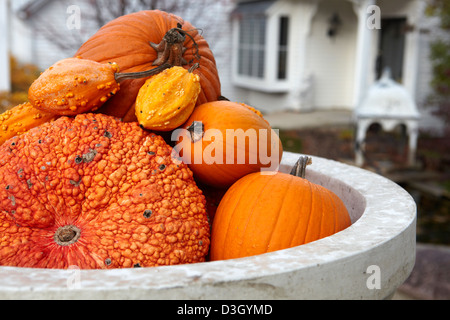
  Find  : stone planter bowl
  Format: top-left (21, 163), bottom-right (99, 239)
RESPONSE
top-left (0, 152), bottom-right (416, 300)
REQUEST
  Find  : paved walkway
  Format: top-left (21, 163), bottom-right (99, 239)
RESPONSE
top-left (393, 243), bottom-right (450, 300)
top-left (263, 109), bottom-right (354, 130)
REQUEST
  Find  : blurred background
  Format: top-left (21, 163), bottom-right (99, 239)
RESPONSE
top-left (0, 0), bottom-right (448, 299)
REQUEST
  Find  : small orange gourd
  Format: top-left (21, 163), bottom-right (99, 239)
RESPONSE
top-left (135, 65), bottom-right (201, 131)
top-left (210, 156), bottom-right (352, 261)
top-left (28, 57), bottom-right (170, 116)
top-left (0, 102), bottom-right (57, 146)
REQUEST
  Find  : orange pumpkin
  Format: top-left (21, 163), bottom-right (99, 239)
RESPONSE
top-left (173, 101), bottom-right (283, 188)
top-left (209, 156), bottom-right (352, 261)
top-left (0, 113), bottom-right (210, 269)
top-left (75, 10), bottom-right (221, 122)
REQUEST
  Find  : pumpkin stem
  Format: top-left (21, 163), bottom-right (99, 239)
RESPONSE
top-left (150, 26), bottom-right (201, 68)
top-left (187, 121), bottom-right (205, 143)
top-left (290, 156), bottom-right (313, 179)
top-left (188, 63), bottom-right (200, 73)
top-left (114, 63), bottom-right (172, 82)
top-left (54, 225), bottom-right (81, 247)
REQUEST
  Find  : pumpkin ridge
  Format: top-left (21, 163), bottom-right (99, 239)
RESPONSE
top-left (238, 173), bottom-right (278, 257)
top-left (287, 177), bottom-right (308, 248)
top-left (217, 185), bottom-right (247, 259)
top-left (300, 179), bottom-right (315, 245)
top-left (264, 174), bottom-right (293, 252)
top-left (214, 173), bottom-right (259, 259)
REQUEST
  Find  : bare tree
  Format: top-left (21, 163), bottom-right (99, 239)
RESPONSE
top-left (32, 0), bottom-right (233, 57)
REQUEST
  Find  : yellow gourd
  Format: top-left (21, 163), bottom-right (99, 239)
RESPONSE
top-left (135, 65), bottom-right (201, 131)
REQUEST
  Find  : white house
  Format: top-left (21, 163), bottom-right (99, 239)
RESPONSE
top-left (0, 0), bottom-right (446, 130)
top-left (228, 0), bottom-right (441, 114)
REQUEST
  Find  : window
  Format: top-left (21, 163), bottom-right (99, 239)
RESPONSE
top-left (238, 15), bottom-right (266, 79)
top-left (232, 1), bottom-right (291, 92)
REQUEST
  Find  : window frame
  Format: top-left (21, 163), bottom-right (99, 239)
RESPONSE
top-left (237, 14), bottom-right (267, 79)
top-left (232, 11), bottom-right (292, 93)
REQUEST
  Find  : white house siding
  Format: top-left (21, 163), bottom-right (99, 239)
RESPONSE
top-left (0, 0), bottom-right (11, 92)
top-left (10, 0), bottom-right (99, 70)
top-left (306, 0), bottom-right (357, 110)
top-left (228, 0), bottom-right (360, 113)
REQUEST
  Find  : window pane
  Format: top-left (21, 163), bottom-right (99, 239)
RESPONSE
top-left (279, 16), bottom-right (288, 46)
top-left (278, 16), bottom-right (289, 80)
top-left (237, 15), bottom-right (266, 79)
top-left (238, 48), bottom-right (245, 76)
top-left (258, 17), bottom-right (266, 45)
top-left (278, 51), bottom-right (287, 79)
top-left (258, 49), bottom-right (265, 78)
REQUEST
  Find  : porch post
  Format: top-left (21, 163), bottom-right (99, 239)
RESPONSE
top-left (0, 0), bottom-right (11, 92)
top-left (352, 0), bottom-right (376, 109)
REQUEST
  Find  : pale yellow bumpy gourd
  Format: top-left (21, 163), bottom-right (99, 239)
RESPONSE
top-left (135, 65), bottom-right (201, 131)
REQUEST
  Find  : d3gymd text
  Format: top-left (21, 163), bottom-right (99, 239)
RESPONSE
top-left (177, 304), bottom-right (273, 317)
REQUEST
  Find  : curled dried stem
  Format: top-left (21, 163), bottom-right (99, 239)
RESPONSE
top-left (290, 156), bottom-right (313, 179)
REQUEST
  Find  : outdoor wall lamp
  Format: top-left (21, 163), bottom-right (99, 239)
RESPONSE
top-left (327, 12), bottom-right (342, 37)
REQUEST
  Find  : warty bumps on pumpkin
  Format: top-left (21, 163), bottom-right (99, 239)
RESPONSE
top-left (0, 113), bottom-right (210, 269)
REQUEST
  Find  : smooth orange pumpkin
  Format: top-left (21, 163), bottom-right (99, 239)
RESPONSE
top-left (75, 10), bottom-right (221, 122)
top-left (209, 156), bottom-right (352, 261)
top-left (173, 101), bottom-right (283, 188)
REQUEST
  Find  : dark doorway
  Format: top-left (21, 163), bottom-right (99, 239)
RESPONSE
top-left (376, 18), bottom-right (407, 82)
